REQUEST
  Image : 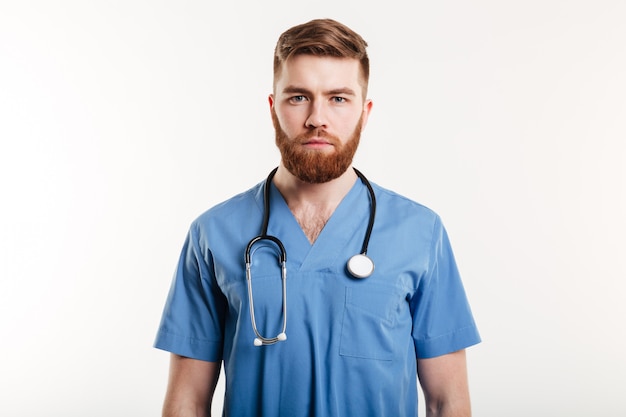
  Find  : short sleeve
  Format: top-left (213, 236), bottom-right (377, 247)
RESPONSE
top-left (154, 222), bottom-right (226, 362)
top-left (410, 216), bottom-right (481, 359)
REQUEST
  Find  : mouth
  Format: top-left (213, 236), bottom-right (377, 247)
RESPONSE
top-left (302, 138), bottom-right (334, 150)
top-left (304, 137), bottom-right (331, 144)
top-left (301, 130), bottom-right (336, 148)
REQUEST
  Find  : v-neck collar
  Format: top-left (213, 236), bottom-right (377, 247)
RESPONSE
top-left (263, 179), bottom-right (371, 273)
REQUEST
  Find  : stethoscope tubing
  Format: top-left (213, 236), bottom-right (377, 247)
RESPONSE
top-left (352, 167), bottom-right (376, 256)
top-left (245, 167), bottom-right (376, 345)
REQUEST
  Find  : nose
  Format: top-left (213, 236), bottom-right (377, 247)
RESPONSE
top-left (305, 102), bottom-right (327, 129)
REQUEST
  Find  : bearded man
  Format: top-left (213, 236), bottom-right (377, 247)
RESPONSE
top-left (155, 18), bottom-right (481, 417)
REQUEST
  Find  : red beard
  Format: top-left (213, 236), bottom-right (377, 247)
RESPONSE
top-left (272, 110), bottom-right (362, 183)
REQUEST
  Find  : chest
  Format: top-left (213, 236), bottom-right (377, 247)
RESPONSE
top-left (291, 204), bottom-right (335, 244)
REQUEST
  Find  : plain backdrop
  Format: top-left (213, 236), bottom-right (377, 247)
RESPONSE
top-left (1, 1), bottom-right (625, 416)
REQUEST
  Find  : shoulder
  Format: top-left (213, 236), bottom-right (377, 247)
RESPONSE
top-left (370, 182), bottom-right (442, 228)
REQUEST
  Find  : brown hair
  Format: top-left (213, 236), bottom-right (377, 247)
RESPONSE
top-left (273, 19), bottom-right (370, 95)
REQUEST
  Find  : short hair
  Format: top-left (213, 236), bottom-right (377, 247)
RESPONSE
top-left (273, 19), bottom-right (370, 96)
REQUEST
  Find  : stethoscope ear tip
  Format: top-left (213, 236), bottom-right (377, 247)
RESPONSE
top-left (277, 332), bottom-right (287, 341)
top-left (254, 338), bottom-right (263, 346)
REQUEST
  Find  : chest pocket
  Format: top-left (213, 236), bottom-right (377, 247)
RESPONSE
top-left (339, 285), bottom-right (406, 361)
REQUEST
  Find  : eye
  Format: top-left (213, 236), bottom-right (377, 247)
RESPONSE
top-left (332, 96), bottom-right (347, 103)
top-left (289, 95), bottom-right (308, 103)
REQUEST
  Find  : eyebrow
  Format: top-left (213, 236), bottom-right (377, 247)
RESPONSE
top-left (282, 86), bottom-right (357, 96)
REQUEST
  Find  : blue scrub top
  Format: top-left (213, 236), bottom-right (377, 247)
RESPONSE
top-left (155, 177), bottom-right (480, 417)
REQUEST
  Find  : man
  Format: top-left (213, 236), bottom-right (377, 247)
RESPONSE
top-left (155, 18), bottom-right (480, 417)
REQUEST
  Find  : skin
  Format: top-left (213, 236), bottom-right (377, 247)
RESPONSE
top-left (418, 350), bottom-right (472, 417)
top-left (162, 355), bottom-right (220, 417)
top-left (161, 54), bottom-right (472, 417)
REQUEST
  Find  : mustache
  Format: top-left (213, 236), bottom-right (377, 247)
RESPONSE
top-left (296, 129), bottom-right (341, 145)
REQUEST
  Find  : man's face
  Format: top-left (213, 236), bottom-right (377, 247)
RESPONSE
top-left (269, 55), bottom-right (372, 183)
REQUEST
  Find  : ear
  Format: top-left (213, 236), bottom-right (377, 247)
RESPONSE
top-left (360, 99), bottom-right (373, 130)
top-left (268, 94), bottom-right (275, 109)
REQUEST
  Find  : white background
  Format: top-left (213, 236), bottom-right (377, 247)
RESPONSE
top-left (1, 1), bottom-right (625, 416)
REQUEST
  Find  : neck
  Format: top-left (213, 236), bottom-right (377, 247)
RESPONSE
top-left (272, 163), bottom-right (358, 207)
top-left (272, 163), bottom-right (358, 244)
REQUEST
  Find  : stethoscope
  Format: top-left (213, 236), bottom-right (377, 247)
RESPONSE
top-left (245, 167), bottom-right (377, 346)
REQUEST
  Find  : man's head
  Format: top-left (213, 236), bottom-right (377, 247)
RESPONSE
top-left (273, 18), bottom-right (370, 98)
top-left (270, 19), bottom-right (373, 184)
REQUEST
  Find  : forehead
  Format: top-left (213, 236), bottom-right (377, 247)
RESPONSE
top-left (274, 55), bottom-right (365, 97)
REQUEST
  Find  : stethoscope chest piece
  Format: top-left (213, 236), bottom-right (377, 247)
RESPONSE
top-left (347, 254), bottom-right (375, 278)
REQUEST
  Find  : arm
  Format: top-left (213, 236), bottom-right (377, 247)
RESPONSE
top-left (417, 349), bottom-right (472, 417)
top-left (162, 354), bottom-right (221, 417)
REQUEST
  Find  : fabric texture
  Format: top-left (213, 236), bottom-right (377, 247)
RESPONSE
top-left (155, 176), bottom-right (480, 417)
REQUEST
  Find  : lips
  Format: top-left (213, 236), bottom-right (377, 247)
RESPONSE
top-left (300, 130), bottom-right (337, 146)
top-left (303, 138), bottom-right (332, 145)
